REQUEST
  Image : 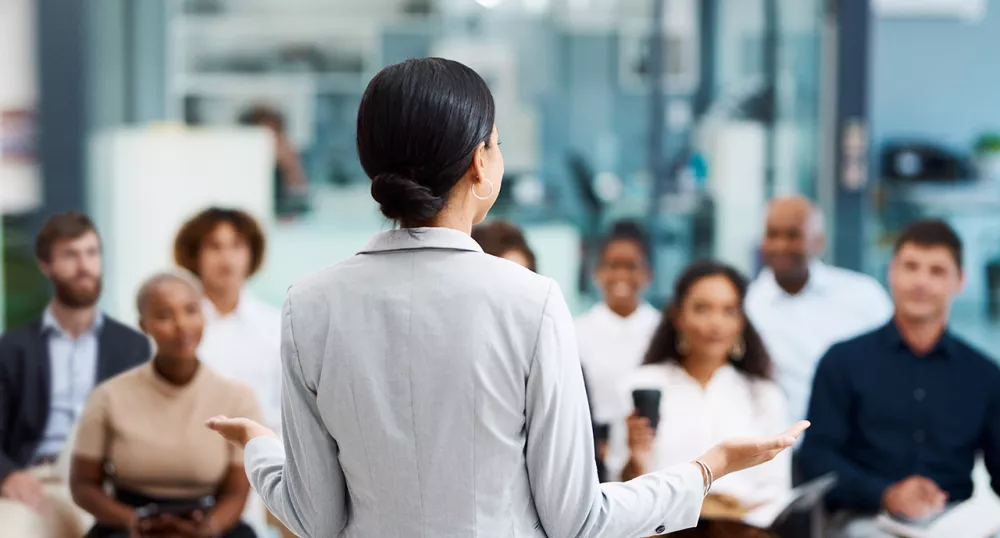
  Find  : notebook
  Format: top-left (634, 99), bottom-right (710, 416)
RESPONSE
top-left (874, 495), bottom-right (1000, 538)
top-left (699, 473), bottom-right (837, 529)
top-left (738, 473), bottom-right (837, 529)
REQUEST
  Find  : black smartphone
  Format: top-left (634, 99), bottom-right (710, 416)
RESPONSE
top-left (134, 497), bottom-right (214, 521)
top-left (593, 423), bottom-right (610, 444)
top-left (632, 389), bottom-right (662, 431)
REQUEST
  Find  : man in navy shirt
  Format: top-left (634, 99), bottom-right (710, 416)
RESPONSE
top-left (801, 219), bottom-right (1000, 537)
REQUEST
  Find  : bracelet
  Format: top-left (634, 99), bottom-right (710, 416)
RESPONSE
top-left (693, 459), bottom-right (714, 496)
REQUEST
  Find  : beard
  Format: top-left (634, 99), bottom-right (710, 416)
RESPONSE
top-left (52, 274), bottom-right (103, 309)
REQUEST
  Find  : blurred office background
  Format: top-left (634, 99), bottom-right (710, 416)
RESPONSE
top-left (2, 0), bottom-right (998, 345)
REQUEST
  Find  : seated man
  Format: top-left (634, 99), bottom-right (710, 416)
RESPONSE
top-left (800, 219), bottom-right (1000, 537)
top-left (0, 213), bottom-right (151, 537)
top-left (746, 196), bottom-right (892, 426)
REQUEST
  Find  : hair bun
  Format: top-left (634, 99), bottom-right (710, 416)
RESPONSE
top-left (370, 172), bottom-right (445, 223)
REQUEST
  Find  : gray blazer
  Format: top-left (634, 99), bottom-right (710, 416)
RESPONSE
top-left (244, 228), bottom-right (705, 537)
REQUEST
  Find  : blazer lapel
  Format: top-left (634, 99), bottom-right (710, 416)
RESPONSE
top-left (96, 324), bottom-right (116, 383)
top-left (32, 320), bottom-right (53, 442)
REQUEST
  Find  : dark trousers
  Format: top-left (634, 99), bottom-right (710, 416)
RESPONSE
top-left (85, 488), bottom-right (257, 538)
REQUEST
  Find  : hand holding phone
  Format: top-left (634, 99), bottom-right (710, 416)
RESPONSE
top-left (133, 497), bottom-right (213, 537)
top-left (631, 389), bottom-right (662, 431)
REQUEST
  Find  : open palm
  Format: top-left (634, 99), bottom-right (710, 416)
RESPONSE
top-left (205, 415), bottom-right (276, 448)
top-left (702, 421), bottom-right (810, 478)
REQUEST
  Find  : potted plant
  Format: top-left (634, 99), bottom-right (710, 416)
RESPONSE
top-left (974, 133), bottom-right (1000, 182)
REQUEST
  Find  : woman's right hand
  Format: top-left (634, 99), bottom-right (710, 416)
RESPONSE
top-left (205, 415), bottom-right (276, 448)
top-left (626, 410), bottom-right (655, 468)
top-left (697, 421), bottom-right (810, 481)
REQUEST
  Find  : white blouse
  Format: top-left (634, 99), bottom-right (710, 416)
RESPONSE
top-left (607, 362), bottom-right (792, 507)
top-left (198, 290), bottom-right (283, 431)
top-left (576, 302), bottom-right (662, 424)
top-left (197, 290), bottom-right (282, 536)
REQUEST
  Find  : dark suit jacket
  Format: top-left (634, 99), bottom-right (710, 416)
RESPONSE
top-left (0, 314), bottom-right (150, 483)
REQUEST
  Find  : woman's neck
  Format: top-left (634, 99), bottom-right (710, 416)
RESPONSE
top-left (680, 352), bottom-right (729, 386)
top-left (422, 212), bottom-right (473, 235)
top-left (153, 354), bottom-right (200, 386)
top-left (205, 286), bottom-right (241, 316)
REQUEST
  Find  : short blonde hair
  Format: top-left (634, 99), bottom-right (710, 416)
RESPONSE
top-left (135, 268), bottom-right (204, 317)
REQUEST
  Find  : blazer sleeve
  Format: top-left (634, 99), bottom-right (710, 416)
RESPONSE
top-left (525, 282), bottom-right (705, 538)
top-left (243, 289), bottom-right (348, 538)
top-left (0, 335), bottom-right (20, 484)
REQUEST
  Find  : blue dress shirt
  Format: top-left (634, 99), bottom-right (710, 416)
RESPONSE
top-left (800, 321), bottom-right (1000, 512)
top-left (36, 308), bottom-right (104, 459)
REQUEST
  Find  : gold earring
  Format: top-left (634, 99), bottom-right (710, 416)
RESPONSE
top-left (676, 334), bottom-right (690, 356)
top-left (731, 337), bottom-right (745, 360)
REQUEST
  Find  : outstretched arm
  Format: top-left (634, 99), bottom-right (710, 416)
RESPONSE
top-left (239, 292), bottom-right (348, 538)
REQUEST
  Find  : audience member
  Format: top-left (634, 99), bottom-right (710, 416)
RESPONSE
top-left (471, 219), bottom-right (537, 272)
top-left (174, 208), bottom-right (281, 432)
top-left (239, 105), bottom-right (309, 218)
top-left (801, 219), bottom-right (1000, 537)
top-left (0, 212), bottom-right (150, 538)
top-left (576, 221), bottom-right (659, 426)
top-left (174, 208), bottom-right (281, 536)
top-left (609, 261), bottom-right (791, 513)
top-left (746, 195), bottom-right (892, 424)
top-left (70, 270), bottom-right (261, 538)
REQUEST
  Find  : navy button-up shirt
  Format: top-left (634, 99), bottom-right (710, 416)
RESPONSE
top-left (800, 321), bottom-right (1000, 512)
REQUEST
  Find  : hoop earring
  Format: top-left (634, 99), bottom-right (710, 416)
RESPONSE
top-left (676, 334), bottom-right (690, 356)
top-left (731, 337), bottom-right (745, 361)
top-left (472, 178), bottom-right (494, 201)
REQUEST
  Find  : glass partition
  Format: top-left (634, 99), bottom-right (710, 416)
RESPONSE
top-left (62, 0), bottom-right (828, 320)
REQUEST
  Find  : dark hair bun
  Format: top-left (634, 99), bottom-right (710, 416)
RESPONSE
top-left (357, 58), bottom-right (496, 225)
top-left (370, 172), bottom-right (445, 223)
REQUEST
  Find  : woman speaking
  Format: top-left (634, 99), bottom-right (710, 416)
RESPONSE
top-left (207, 57), bottom-right (808, 538)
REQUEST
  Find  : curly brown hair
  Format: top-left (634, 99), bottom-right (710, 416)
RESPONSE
top-left (173, 207), bottom-right (267, 278)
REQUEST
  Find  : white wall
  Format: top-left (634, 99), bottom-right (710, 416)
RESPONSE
top-left (88, 127), bottom-right (274, 325)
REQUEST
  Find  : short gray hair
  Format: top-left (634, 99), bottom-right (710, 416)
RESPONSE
top-left (136, 268), bottom-right (204, 317)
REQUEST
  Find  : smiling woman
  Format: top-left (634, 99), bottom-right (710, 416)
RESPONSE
top-left (69, 270), bottom-right (262, 538)
top-left (575, 220), bottom-right (659, 425)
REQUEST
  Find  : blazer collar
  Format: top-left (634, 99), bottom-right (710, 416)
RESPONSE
top-left (359, 228), bottom-right (484, 255)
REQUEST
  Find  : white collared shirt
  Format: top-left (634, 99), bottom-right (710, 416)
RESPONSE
top-left (575, 302), bottom-right (662, 424)
top-left (607, 363), bottom-right (792, 506)
top-left (197, 290), bottom-right (282, 430)
top-left (745, 260), bottom-right (893, 423)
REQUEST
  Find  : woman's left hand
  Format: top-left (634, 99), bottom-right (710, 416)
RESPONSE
top-left (205, 415), bottom-right (276, 448)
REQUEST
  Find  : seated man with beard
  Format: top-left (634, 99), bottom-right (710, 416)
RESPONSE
top-left (0, 212), bottom-right (151, 538)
